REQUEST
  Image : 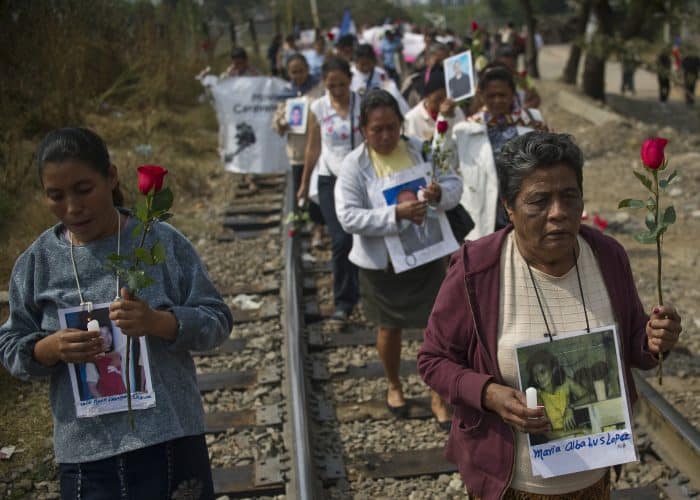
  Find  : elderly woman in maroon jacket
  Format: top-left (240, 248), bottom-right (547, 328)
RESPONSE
top-left (417, 132), bottom-right (682, 500)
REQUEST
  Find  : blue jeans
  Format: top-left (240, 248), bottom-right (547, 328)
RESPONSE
top-left (317, 174), bottom-right (359, 313)
top-left (59, 434), bottom-right (214, 500)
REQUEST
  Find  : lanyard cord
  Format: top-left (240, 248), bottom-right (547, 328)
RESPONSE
top-left (366, 68), bottom-right (375, 89)
top-left (525, 247), bottom-right (591, 341)
top-left (350, 92), bottom-right (355, 150)
top-left (69, 209), bottom-right (121, 311)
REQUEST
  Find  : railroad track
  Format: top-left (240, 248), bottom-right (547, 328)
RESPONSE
top-left (194, 173), bottom-right (700, 499)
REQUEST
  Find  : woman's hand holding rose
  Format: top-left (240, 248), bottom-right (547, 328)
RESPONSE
top-left (646, 304), bottom-right (682, 354)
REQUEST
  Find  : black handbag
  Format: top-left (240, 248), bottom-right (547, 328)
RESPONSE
top-left (446, 204), bottom-right (474, 242)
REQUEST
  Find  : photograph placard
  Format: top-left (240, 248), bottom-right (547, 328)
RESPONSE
top-left (370, 163), bottom-right (459, 273)
top-left (444, 50), bottom-right (475, 101)
top-left (514, 325), bottom-right (636, 478)
top-left (285, 97), bottom-right (309, 135)
top-left (58, 303), bottom-right (156, 418)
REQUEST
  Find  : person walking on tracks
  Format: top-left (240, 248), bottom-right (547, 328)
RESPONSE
top-left (681, 51), bottom-right (700, 106)
top-left (438, 64), bottom-right (547, 240)
top-left (297, 57), bottom-right (363, 323)
top-left (418, 132), bottom-right (682, 500)
top-left (272, 53), bottom-right (326, 248)
top-left (335, 89), bottom-right (462, 426)
top-left (0, 128), bottom-right (233, 498)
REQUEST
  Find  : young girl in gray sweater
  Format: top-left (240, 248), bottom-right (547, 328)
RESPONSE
top-left (0, 128), bottom-right (233, 499)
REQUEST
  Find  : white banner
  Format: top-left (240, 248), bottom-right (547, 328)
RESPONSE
top-left (211, 76), bottom-right (290, 174)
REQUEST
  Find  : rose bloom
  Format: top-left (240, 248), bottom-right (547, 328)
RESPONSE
top-left (436, 120), bottom-right (449, 135)
top-left (137, 165), bottom-right (168, 195)
top-left (640, 138), bottom-right (668, 170)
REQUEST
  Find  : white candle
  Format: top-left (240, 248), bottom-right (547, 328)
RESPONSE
top-left (526, 387), bottom-right (538, 409)
top-left (87, 319), bottom-right (100, 332)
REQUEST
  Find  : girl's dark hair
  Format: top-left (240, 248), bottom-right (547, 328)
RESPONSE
top-left (355, 43), bottom-right (376, 61)
top-left (286, 53), bottom-right (309, 69)
top-left (321, 56), bottom-right (352, 79)
top-left (478, 63), bottom-right (516, 92)
top-left (36, 127), bottom-right (124, 206)
top-left (526, 349), bottom-right (566, 390)
top-left (359, 89), bottom-right (404, 128)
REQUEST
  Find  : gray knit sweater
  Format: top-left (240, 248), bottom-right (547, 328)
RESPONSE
top-left (0, 213), bottom-right (233, 463)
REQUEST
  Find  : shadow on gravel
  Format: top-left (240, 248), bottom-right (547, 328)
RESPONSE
top-left (606, 94), bottom-right (700, 134)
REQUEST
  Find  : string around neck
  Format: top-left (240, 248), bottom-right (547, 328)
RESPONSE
top-left (69, 208), bottom-right (122, 311)
top-left (525, 246), bottom-right (591, 342)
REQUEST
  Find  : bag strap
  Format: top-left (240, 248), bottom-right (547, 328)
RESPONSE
top-left (350, 92), bottom-right (356, 150)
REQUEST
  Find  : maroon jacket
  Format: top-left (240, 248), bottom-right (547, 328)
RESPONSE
top-left (417, 225), bottom-right (658, 500)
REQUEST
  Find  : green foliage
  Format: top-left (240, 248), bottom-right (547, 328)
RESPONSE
top-left (285, 207), bottom-right (310, 228)
top-left (108, 185), bottom-right (174, 296)
top-left (662, 206), bottom-right (676, 225)
top-left (618, 198), bottom-right (645, 209)
top-left (151, 188), bottom-right (174, 214)
top-left (633, 170), bottom-right (653, 193)
top-left (619, 164), bottom-right (676, 247)
top-left (659, 170), bottom-right (677, 189)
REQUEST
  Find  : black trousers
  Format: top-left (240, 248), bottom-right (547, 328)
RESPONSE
top-left (59, 434), bottom-right (214, 500)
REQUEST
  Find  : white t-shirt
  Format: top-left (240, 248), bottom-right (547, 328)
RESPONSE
top-left (310, 92), bottom-right (362, 177)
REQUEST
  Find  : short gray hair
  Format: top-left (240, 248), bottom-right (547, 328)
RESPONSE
top-left (496, 131), bottom-right (584, 207)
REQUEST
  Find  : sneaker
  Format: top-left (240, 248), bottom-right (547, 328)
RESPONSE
top-left (329, 309), bottom-right (349, 323)
top-left (311, 226), bottom-right (324, 248)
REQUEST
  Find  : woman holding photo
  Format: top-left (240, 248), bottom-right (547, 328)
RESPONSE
top-left (272, 53), bottom-right (325, 247)
top-left (418, 132), bottom-right (682, 499)
top-left (297, 57), bottom-right (363, 323)
top-left (335, 89), bottom-right (462, 426)
top-left (438, 63), bottom-right (547, 240)
top-left (0, 127), bottom-right (233, 498)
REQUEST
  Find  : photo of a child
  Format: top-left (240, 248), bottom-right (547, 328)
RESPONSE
top-left (84, 326), bottom-right (126, 398)
top-left (285, 97), bottom-right (308, 134)
top-left (60, 303), bottom-right (154, 416)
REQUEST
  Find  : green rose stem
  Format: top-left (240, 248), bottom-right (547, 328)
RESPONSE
top-left (652, 168), bottom-right (664, 385)
top-left (124, 196), bottom-right (154, 429)
top-left (619, 138), bottom-right (674, 386)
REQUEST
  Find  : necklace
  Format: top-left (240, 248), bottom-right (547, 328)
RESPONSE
top-left (69, 209), bottom-right (122, 312)
top-left (525, 247), bottom-right (591, 341)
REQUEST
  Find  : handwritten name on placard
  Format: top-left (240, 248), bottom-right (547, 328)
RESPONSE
top-left (533, 431), bottom-right (632, 461)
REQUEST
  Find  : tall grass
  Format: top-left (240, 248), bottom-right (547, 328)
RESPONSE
top-left (0, 0), bottom-right (218, 284)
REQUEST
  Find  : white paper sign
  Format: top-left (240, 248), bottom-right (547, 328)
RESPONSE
top-left (444, 50), bottom-right (476, 101)
top-left (514, 325), bottom-right (636, 478)
top-left (211, 76), bottom-right (291, 174)
top-left (370, 163), bottom-right (459, 273)
top-left (58, 303), bottom-right (156, 418)
top-left (285, 97), bottom-right (309, 135)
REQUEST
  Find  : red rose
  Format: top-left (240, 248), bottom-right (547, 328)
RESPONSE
top-left (640, 137), bottom-right (668, 170)
top-left (593, 213), bottom-right (608, 231)
top-left (137, 165), bottom-right (168, 195)
top-left (436, 120), bottom-right (449, 135)
top-left (471, 21), bottom-right (479, 32)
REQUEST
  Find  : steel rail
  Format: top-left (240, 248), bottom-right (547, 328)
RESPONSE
top-left (633, 371), bottom-right (700, 490)
top-left (282, 172), bottom-right (317, 499)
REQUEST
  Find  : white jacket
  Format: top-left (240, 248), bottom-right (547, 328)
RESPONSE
top-left (439, 108), bottom-right (544, 239)
top-left (335, 137), bottom-right (463, 270)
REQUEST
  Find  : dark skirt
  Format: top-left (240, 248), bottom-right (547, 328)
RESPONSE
top-left (359, 258), bottom-right (446, 329)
